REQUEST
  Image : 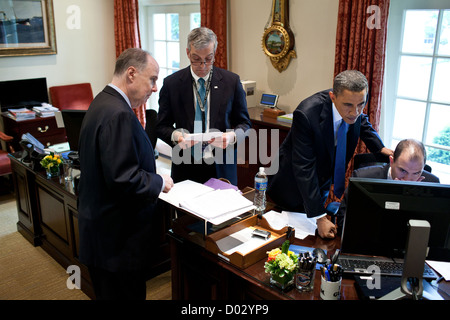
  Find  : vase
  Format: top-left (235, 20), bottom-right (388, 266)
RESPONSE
top-left (46, 166), bottom-right (60, 179)
top-left (270, 272), bottom-right (294, 291)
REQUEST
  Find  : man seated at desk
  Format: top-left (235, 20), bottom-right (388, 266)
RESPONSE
top-left (335, 138), bottom-right (440, 231)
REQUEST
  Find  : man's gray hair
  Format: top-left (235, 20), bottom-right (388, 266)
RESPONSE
top-left (333, 70), bottom-right (369, 96)
top-left (187, 27), bottom-right (218, 53)
top-left (114, 48), bottom-right (151, 76)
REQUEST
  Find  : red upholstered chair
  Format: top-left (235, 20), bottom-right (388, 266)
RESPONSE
top-left (49, 83), bottom-right (94, 110)
top-left (0, 130), bottom-right (15, 181)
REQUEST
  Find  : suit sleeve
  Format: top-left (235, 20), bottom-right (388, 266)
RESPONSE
top-left (290, 109), bottom-right (327, 218)
top-left (359, 114), bottom-right (385, 153)
top-left (99, 112), bottom-right (162, 201)
top-left (156, 78), bottom-right (177, 146)
top-left (230, 75), bottom-right (251, 141)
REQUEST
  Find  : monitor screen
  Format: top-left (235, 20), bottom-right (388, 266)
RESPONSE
top-left (260, 93), bottom-right (278, 108)
top-left (0, 78), bottom-right (49, 111)
top-left (341, 178), bottom-right (450, 262)
top-left (61, 109), bottom-right (87, 151)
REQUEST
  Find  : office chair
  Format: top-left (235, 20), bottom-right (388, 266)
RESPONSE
top-left (49, 83), bottom-right (94, 110)
top-left (0, 130), bottom-right (15, 193)
top-left (145, 108), bottom-right (159, 159)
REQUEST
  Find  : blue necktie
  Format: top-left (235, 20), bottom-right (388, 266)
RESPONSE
top-left (193, 78), bottom-right (206, 161)
top-left (334, 120), bottom-right (348, 198)
top-left (194, 78), bottom-right (206, 133)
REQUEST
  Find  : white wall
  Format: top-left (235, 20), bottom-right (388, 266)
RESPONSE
top-left (0, 0), bottom-right (115, 98)
top-left (229, 0), bottom-right (339, 113)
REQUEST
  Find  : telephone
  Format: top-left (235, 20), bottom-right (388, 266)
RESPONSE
top-left (19, 133), bottom-right (48, 167)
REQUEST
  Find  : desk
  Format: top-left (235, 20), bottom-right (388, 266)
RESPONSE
top-left (2, 113), bottom-right (66, 150)
top-left (168, 197), bottom-right (450, 300)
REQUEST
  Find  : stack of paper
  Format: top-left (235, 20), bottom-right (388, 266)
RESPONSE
top-left (7, 108), bottom-right (36, 121)
top-left (263, 210), bottom-right (317, 240)
top-left (159, 180), bottom-right (255, 225)
top-left (33, 104), bottom-right (59, 117)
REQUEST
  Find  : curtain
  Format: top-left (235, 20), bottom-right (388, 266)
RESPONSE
top-left (114, 0), bottom-right (146, 128)
top-left (329, 0), bottom-right (390, 202)
top-left (200, 0), bottom-right (227, 69)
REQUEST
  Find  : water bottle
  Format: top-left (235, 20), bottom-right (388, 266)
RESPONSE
top-left (254, 167), bottom-right (268, 214)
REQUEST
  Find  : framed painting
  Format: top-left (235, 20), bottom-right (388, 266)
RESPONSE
top-left (0, 0), bottom-right (56, 57)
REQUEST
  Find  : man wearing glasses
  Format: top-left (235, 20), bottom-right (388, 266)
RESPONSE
top-left (157, 27), bottom-right (251, 185)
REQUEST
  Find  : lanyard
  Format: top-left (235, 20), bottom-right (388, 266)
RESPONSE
top-left (192, 69), bottom-right (213, 132)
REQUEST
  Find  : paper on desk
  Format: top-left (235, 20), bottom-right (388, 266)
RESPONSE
top-left (180, 189), bottom-right (254, 223)
top-left (426, 260), bottom-right (450, 281)
top-left (158, 179), bottom-right (214, 208)
top-left (216, 227), bottom-right (270, 255)
top-left (183, 132), bottom-right (223, 142)
top-left (263, 210), bottom-right (317, 240)
top-left (159, 180), bottom-right (255, 225)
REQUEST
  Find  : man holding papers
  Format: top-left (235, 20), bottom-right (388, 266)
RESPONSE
top-left (157, 27), bottom-right (251, 185)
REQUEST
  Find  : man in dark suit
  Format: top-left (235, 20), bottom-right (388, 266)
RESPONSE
top-left (267, 70), bottom-right (393, 239)
top-left (156, 27), bottom-right (251, 185)
top-left (78, 48), bottom-right (173, 300)
top-left (335, 139), bottom-right (440, 231)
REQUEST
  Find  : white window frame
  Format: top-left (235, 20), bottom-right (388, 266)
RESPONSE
top-left (384, 0), bottom-right (450, 183)
top-left (138, 0), bottom-right (200, 111)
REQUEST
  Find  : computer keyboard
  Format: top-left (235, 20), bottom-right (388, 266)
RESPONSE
top-left (338, 257), bottom-right (437, 280)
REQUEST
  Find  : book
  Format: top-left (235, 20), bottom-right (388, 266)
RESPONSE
top-left (277, 113), bottom-right (293, 123)
top-left (8, 108), bottom-right (36, 121)
top-left (159, 179), bottom-right (255, 225)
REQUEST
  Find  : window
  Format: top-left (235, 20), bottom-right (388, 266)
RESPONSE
top-left (139, 1), bottom-right (200, 111)
top-left (385, 0), bottom-right (450, 183)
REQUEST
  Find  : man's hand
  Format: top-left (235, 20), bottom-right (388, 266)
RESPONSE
top-left (317, 216), bottom-right (337, 239)
top-left (380, 147), bottom-right (394, 158)
top-left (209, 132), bottom-right (236, 149)
top-left (161, 174), bottom-right (174, 193)
top-left (174, 131), bottom-right (198, 149)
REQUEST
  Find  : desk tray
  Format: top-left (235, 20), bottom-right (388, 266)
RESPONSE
top-left (205, 215), bottom-right (295, 269)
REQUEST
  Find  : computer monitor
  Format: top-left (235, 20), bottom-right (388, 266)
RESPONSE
top-left (61, 109), bottom-right (87, 151)
top-left (0, 78), bottom-right (49, 111)
top-left (341, 178), bottom-right (450, 262)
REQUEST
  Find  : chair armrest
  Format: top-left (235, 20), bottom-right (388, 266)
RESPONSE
top-left (0, 131), bottom-right (13, 142)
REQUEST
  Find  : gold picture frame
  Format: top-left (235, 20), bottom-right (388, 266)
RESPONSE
top-left (0, 0), bottom-right (57, 57)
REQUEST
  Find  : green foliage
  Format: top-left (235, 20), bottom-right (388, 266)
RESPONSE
top-left (428, 126), bottom-right (450, 165)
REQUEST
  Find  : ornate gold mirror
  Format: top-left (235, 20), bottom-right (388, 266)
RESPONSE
top-left (262, 0), bottom-right (296, 72)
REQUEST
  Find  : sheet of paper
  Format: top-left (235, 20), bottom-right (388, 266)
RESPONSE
top-left (183, 132), bottom-right (223, 142)
top-left (158, 179), bottom-right (214, 208)
top-left (159, 180), bottom-right (255, 225)
top-left (180, 189), bottom-right (254, 221)
top-left (216, 227), bottom-right (271, 255)
top-left (426, 260), bottom-right (450, 281)
top-left (263, 210), bottom-right (317, 240)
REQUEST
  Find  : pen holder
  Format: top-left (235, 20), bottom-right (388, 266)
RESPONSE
top-left (320, 276), bottom-right (342, 300)
top-left (295, 261), bottom-right (316, 292)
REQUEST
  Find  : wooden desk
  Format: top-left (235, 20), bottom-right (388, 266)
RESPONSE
top-left (168, 197), bottom-right (450, 300)
top-left (2, 113), bottom-right (66, 150)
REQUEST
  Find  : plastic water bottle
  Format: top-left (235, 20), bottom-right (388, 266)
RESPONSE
top-left (254, 167), bottom-right (268, 214)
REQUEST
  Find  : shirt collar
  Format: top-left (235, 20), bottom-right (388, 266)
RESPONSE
top-left (108, 83), bottom-right (132, 109)
top-left (190, 66), bottom-right (211, 84)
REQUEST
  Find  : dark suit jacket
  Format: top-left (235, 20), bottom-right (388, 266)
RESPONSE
top-left (156, 66), bottom-right (251, 185)
top-left (267, 89), bottom-right (385, 218)
top-left (78, 86), bottom-right (163, 272)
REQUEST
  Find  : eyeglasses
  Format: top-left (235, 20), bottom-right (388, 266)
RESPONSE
top-left (190, 57), bottom-right (215, 66)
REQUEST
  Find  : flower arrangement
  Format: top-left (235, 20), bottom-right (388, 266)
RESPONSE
top-left (264, 240), bottom-right (298, 289)
top-left (40, 152), bottom-right (62, 177)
